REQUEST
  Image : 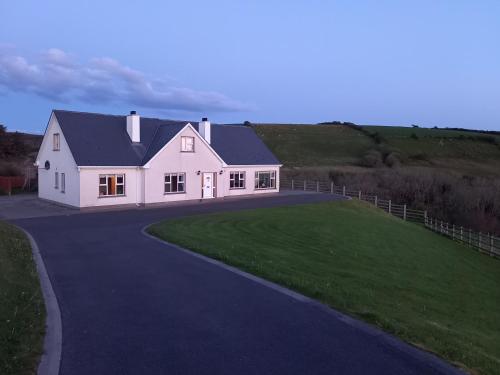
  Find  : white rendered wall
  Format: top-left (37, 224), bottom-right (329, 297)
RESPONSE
top-left (144, 126), bottom-right (223, 204)
top-left (36, 114), bottom-right (80, 207)
top-left (79, 167), bottom-right (141, 207)
top-left (221, 166), bottom-right (281, 197)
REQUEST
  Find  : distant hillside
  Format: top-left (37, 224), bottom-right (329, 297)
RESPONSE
top-left (0, 127), bottom-right (42, 175)
top-left (254, 123), bottom-right (500, 176)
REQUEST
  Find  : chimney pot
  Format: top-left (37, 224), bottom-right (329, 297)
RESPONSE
top-left (130, 110), bottom-right (137, 115)
top-left (202, 117), bottom-right (208, 121)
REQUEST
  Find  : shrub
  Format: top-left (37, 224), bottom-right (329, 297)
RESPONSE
top-left (410, 133), bottom-right (419, 140)
top-left (384, 152), bottom-right (401, 168)
top-left (0, 162), bottom-right (21, 176)
top-left (361, 150), bottom-right (383, 168)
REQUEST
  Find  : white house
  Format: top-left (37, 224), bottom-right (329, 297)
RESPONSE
top-left (36, 110), bottom-right (281, 208)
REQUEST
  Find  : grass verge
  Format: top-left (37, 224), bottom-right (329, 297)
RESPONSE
top-left (0, 221), bottom-right (45, 375)
top-left (148, 200), bottom-right (500, 375)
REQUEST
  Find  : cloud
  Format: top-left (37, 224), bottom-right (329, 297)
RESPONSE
top-left (0, 48), bottom-right (249, 112)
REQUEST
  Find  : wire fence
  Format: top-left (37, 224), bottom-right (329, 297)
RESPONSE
top-left (281, 177), bottom-right (500, 258)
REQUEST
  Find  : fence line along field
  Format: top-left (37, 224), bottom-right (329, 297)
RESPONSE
top-left (281, 177), bottom-right (500, 258)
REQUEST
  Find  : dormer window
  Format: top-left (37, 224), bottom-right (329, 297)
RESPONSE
top-left (181, 136), bottom-right (194, 152)
top-left (53, 133), bottom-right (60, 151)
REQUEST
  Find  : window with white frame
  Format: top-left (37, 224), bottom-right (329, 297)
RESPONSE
top-left (181, 136), bottom-right (195, 152)
top-left (54, 172), bottom-right (59, 189)
top-left (99, 174), bottom-right (125, 196)
top-left (61, 173), bottom-right (65, 193)
top-left (165, 173), bottom-right (185, 193)
top-left (230, 171), bottom-right (245, 189)
top-left (53, 133), bottom-right (60, 151)
top-left (255, 171), bottom-right (276, 189)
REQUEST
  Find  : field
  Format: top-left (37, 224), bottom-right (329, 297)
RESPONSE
top-left (148, 200), bottom-right (500, 375)
top-left (0, 221), bottom-right (45, 375)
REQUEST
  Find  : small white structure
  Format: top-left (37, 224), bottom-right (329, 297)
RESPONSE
top-left (36, 110), bottom-right (281, 208)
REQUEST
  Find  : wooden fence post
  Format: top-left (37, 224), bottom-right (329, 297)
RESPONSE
top-left (330, 181), bottom-right (334, 194)
top-left (452, 224), bottom-right (455, 240)
top-left (460, 226), bottom-right (463, 242)
top-left (440, 221), bottom-right (443, 234)
top-left (446, 222), bottom-right (449, 235)
top-left (403, 204), bottom-right (407, 220)
top-left (424, 210), bottom-right (428, 225)
top-left (469, 229), bottom-right (472, 247)
top-left (388, 200), bottom-right (392, 214)
top-left (478, 232), bottom-right (482, 250)
top-left (358, 191), bottom-right (362, 200)
top-left (304, 180), bottom-right (306, 191)
top-left (8, 178), bottom-right (12, 196)
top-left (316, 181), bottom-right (319, 192)
top-left (374, 196), bottom-right (378, 208)
top-left (490, 234), bottom-right (494, 256)
top-left (342, 186), bottom-right (346, 196)
top-left (291, 179), bottom-right (294, 190)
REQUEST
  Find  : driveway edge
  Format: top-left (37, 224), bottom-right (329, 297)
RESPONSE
top-left (18, 226), bottom-right (62, 375)
top-left (142, 224), bottom-right (465, 375)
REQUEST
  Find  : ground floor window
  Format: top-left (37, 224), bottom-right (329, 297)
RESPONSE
top-left (61, 173), bottom-right (65, 193)
top-left (255, 171), bottom-right (276, 189)
top-left (99, 174), bottom-right (125, 196)
top-left (165, 173), bottom-right (185, 193)
top-left (54, 172), bottom-right (59, 189)
top-left (230, 171), bottom-right (245, 189)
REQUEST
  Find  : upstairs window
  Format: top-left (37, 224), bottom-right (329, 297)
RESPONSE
top-left (165, 173), bottom-right (185, 193)
top-left (99, 174), bottom-right (125, 197)
top-left (230, 171), bottom-right (245, 189)
top-left (53, 133), bottom-right (60, 151)
top-left (54, 172), bottom-right (59, 189)
top-left (255, 171), bottom-right (276, 190)
top-left (181, 136), bottom-right (195, 152)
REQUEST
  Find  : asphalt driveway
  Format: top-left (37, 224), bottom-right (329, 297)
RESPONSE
top-left (12, 193), bottom-right (463, 375)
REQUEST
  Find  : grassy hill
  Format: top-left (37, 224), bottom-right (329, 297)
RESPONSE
top-left (149, 200), bottom-right (500, 375)
top-left (253, 124), bottom-right (500, 176)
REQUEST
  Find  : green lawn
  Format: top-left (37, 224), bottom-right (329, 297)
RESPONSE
top-left (0, 221), bottom-right (45, 375)
top-left (148, 200), bottom-right (500, 375)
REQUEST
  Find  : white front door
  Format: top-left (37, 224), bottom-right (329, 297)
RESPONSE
top-left (202, 173), bottom-right (214, 198)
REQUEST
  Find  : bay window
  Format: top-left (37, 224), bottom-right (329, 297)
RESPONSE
top-left (255, 171), bottom-right (276, 189)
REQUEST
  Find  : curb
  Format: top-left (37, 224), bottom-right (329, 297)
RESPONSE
top-left (142, 224), bottom-right (465, 375)
top-left (18, 226), bottom-right (62, 375)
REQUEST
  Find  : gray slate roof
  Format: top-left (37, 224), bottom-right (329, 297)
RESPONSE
top-left (52, 110), bottom-right (280, 166)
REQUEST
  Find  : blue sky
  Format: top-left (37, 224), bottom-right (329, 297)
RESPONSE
top-left (1, 0), bottom-right (499, 133)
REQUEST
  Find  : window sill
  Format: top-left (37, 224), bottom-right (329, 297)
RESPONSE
top-left (98, 195), bottom-right (126, 198)
top-left (180, 150), bottom-right (195, 153)
top-left (255, 187), bottom-right (277, 190)
top-left (230, 187), bottom-right (246, 190)
top-left (164, 192), bottom-right (186, 195)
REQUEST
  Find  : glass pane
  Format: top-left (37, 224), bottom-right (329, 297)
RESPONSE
top-left (172, 175), bottom-right (178, 192)
top-left (117, 185), bottom-right (124, 195)
top-left (108, 176), bottom-right (116, 195)
top-left (178, 183), bottom-right (184, 192)
top-left (99, 177), bottom-right (106, 185)
top-left (165, 183), bottom-right (171, 193)
top-left (117, 175), bottom-right (124, 184)
top-left (178, 174), bottom-right (184, 182)
top-left (230, 180), bottom-right (234, 188)
top-left (99, 186), bottom-right (107, 195)
top-left (165, 175), bottom-right (170, 183)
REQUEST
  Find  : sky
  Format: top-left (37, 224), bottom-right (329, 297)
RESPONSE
top-left (1, 0), bottom-right (499, 133)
